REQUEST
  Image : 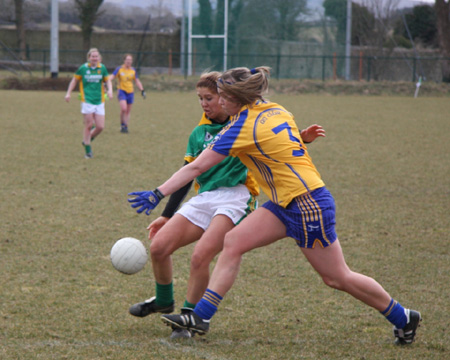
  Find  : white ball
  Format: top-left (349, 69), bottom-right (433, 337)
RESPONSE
top-left (110, 237), bottom-right (148, 275)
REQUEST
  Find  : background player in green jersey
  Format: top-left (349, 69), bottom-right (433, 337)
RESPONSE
top-left (128, 71), bottom-right (325, 339)
top-left (65, 48), bottom-right (113, 158)
top-left (128, 66), bottom-right (421, 345)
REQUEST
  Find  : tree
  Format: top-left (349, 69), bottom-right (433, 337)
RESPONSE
top-left (74, 0), bottom-right (104, 52)
top-left (324, 0), bottom-right (375, 46)
top-left (396, 5), bottom-right (437, 47)
top-left (435, 0), bottom-right (450, 82)
top-left (323, 0), bottom-right (347, 44)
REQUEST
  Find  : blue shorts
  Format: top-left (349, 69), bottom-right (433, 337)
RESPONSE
top-left (118, 90), bottom-right (134, 104)
top-left (262, 187), bottom-right (337, 249)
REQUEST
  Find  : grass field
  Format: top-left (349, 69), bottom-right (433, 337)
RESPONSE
top-left (1, 90), bottom-right (449, 359)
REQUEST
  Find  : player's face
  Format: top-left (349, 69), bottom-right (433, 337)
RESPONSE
top-left (89, 51), bottom-right (100, 66)
top-left (124, 56), bottom-right (133, 67)
top-left (218, 89), bottom-right (241, 116)
top-left (197, 87), bottom-right (228, 122)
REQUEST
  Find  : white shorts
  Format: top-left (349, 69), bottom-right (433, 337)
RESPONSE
top-left (176, 184), bottom-right (257, 231)
top-left (81, 102), bottom-right (105, 115)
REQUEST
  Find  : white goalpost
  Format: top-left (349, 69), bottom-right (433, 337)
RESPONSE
top-left (186, 0), bottom-right (228, 76)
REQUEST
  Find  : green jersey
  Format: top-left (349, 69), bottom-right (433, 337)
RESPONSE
top-left (184, 114), bottom-right (259, 195)
top-left (74, 62), bottom-right (109, 105)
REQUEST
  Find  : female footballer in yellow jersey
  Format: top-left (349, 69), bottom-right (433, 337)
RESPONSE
top-left (127, 71), bottom-right (325, 339)
top-left (129, 67), bottom-right (421, 345)
top-left (110, 54), bottom-right (145, 133)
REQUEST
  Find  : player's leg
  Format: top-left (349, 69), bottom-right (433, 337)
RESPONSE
top-left (82, 112), bottom-right (94, 158)
top-left (185, 214), bottom-right (234, 305)
top-left (90, 113), bottom-right (105, 139)
top-left (302, 241), bottom-right (421, 344)
top-left (124, 103), bottom-right (132, 128)
top-left (129, 214), bottom-right (204, 317)
top-left (119, 97), bottom-right (128, 132)
top-left (151, 214), bottom-right (204, 283)
top-left (82, 113), bottom-right (94, 145)
top-left (296, 186), bottom-right (421, 344)
top-left (207, 207), bottom-right (286, 296)
top-left (162, 207), bottom-right (287, 334)
top-left (302, 240), bottom-right (391, 309)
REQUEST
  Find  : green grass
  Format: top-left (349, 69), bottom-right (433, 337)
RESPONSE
top-left (1, 90), bottom-right (449, 359)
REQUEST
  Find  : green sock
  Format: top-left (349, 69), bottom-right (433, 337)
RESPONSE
top-left (85, 144), bottom-right (92, 154)
top-left (155, 282), bottom-right (173, 307)
top-left (183, 300), bottom-right (196, 309)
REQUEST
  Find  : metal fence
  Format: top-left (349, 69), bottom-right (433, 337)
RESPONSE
top-left (1, 47), bottom-right (449, 83)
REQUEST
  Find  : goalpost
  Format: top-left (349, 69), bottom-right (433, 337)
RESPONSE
top-left (186, 0), bottom-right (228, 76)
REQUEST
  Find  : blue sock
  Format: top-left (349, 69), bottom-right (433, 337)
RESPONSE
top-left (194, 288), bottom-right (223, 320)
top-left (381, 298), bottom-right (407, 329)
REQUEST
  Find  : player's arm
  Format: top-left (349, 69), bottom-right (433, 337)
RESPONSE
top-left (105, 75), bottom-right (113, 99)
top-left (300, 124), bottom-right (326, 144)
top-left (147, 162), bottom-right (193, 238)
top-left (159, 149), bottom-right (224, 196)
top-left (65, 77), bottom-right (79, 102)
top-left (135, 78), bottom-right (145, 99)
top-left (160, 162), bottom-right (193, 218)
top-left (128, 149), bottom-right (225, 215)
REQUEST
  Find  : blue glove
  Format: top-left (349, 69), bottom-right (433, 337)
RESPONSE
top-left (128, 189), bottom-right (165, 215)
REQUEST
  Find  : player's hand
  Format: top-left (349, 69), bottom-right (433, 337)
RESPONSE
top-left (141, 90), bottom-right (146, 99)
top-left (128, 189), bottom-right (164, 215)
top-left (65, 94), bottom-right (71, 102)
top-left (147, 216), bottom-right (170, 239)
top-left (301, 124), bottom-right (326, 143)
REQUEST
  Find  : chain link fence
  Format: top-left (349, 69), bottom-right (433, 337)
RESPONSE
top-left (1, 47), bottom-right (449, 83)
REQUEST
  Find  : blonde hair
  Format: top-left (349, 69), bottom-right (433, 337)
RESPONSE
top-left (196, 71), bottom-right (222, 93)
top-left (217, 66), bottom-right (270, 106)
top-left (87, 48), bottom-right (101, 61)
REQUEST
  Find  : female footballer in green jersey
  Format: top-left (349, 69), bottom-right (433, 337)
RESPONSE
top-left (129, 67), bottom-right (421, 345)
top-left (65, 48), bottom-right (113, 158)
top-left (127, 72), bottom-right (325, 339)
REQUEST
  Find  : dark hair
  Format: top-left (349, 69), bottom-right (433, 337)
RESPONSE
top-left (196, 71), bottom-right (222, 93)
top-left (217, 66), bottom-right (270, 106)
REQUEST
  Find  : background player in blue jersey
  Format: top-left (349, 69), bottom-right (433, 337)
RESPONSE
top-left (127, 71), bottom-right (325, 339)
top-left (129, 66), bottom-right (421, 345)
top-left (110, 54), bottom-right (145, 133)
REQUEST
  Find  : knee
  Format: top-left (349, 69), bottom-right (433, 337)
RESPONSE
top-left (320, 274), bottom-right (347, 291)
top-left (95, 123), bottom-right (104, 132)
top-left (149, 239), bottom-right (170, 261)
top-left (190, 251), bottom-right (207, 272)
top-left (190, 247), bottom-right (215, 272)
top-left (222, 233), bottom-right (244, 259)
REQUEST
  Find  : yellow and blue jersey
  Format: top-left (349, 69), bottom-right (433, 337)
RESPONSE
top-left (208, 100), bottom-right (324, 207)
top-left (185, 113), bottom-right (259, 196)
top-left (112, 66), bottom-right (138, 93)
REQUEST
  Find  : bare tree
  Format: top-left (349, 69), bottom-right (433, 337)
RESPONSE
top-left (14, 0), bottom-right (26, 60)
top-left (435, 0), bottom-right (450, 82)
top-left (74, 0), bottom-right (104, 52)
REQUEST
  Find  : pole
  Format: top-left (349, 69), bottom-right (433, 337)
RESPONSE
top-left (180, 0), bottom-right (185, 76)
top-left (223, 0), bottom-right (228, 71)
top-left (188, 0), bottom-right (193, 76)
top-left (50, 0), bottom-right (59, 78)
top-left (345, 0), bottom-right (352, 80)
